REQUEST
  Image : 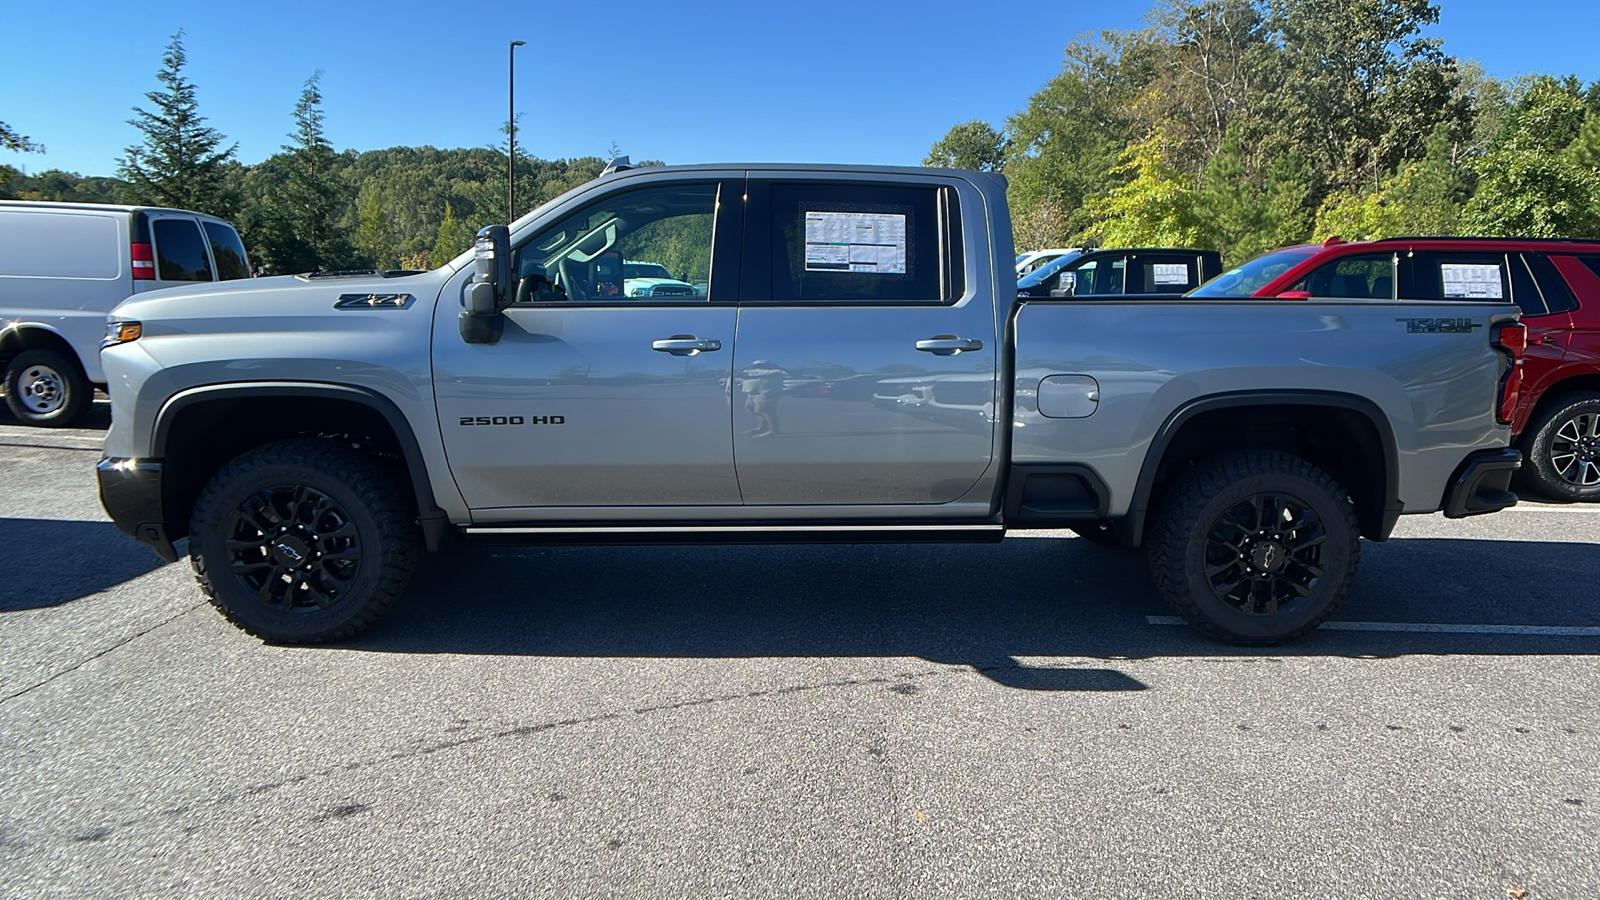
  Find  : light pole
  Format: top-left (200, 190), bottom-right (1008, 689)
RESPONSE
top-left (508, 39), bottom-right (525, 223)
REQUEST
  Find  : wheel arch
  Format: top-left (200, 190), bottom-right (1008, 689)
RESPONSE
top-left (152, 383), bottom-right (448, 550)
top-left (1121, 391), bottom-right (1401, 546)
top-left (0, 323), bottom-right (87, 378)
top-left (1519, 374), bottom-right (1600, 443)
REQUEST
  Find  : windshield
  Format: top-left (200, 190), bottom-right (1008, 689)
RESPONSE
top-left (1187, 247), bottom-right (1319, 298)
top-left (623, 262), bottom-right (675, 280)
top-left (1017, 251), bottom-right (1084, 288)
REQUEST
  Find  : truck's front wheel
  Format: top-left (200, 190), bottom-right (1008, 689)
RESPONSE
top-left (1147, 451), bottom-right (1359, 644)
top-left (189, 439), bottom-right (418, 643)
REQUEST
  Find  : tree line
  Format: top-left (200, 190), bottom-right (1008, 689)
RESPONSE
top-left (0, 30), bottom-right (610, 274)
top-left (925, 0), bottom-right (1600, 264)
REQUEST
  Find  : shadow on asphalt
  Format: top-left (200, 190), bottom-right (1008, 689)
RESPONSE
top-left (0, 517), bottom-right (165, 611)
top-left (332, 534), bottom-right (1600, 688)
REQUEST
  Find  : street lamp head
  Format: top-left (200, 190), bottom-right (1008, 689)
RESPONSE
top-left (511, 40), bottom-right (526, 47)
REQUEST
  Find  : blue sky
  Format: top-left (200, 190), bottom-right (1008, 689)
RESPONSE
top-left (3, 0), bottom-right (1598, 179)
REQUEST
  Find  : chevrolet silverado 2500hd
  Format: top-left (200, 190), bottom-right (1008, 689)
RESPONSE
top-left (97, 163), bottom-right (1525, 644)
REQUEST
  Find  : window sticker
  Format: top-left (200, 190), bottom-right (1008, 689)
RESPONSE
top-left (804, 211), bottom-right (907, 274)
top-left (1440, 263), bottom-right (1503, 299)
top-left (1152, 263), bottom-right (1189, 285)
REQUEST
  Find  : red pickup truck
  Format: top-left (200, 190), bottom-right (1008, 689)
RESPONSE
top-left (1191, 237), bottom-right (1600, 501)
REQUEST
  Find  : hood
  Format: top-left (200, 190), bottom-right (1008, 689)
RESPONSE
top-left (111, 270), bottom-right (449, 323)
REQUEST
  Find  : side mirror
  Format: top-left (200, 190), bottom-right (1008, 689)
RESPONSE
top-left (461, 224), bottom-right (512, 344)
top-left (1276, 290), bottom-right (1313, 300)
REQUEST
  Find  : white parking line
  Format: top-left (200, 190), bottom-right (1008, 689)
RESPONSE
top-left (1144, 616), bottom-right (1600, 636)
top-left (1501, 506), bottom-right (1600, 514)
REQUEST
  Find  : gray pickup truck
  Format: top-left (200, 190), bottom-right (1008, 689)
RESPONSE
top-left (97, 163), bottom-right (1526, 645)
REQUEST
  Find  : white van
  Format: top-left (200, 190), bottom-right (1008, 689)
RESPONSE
top-left (0, 201), bottom-right (251, 425)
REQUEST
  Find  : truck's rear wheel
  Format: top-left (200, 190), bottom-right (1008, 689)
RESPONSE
top-left (4, 349), bottom-right (89, 426)
top-left (1147, 450), bottom-right (1359, 645)
top-left (189, 438), bottom-right (418, 643)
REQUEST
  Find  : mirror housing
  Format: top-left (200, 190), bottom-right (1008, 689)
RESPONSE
top-left (460, 224), bottom-right (512, 344)
top-left (1275, 290), bottom-right (1313, 300)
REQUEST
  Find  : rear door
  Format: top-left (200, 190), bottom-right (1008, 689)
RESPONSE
top-left (731, 175), bottom-right (998, 507)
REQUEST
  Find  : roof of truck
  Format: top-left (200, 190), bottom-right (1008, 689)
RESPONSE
top-left (0, 199), bottom-right (236, 224)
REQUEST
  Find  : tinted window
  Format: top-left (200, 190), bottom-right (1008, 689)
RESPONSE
top-left (1529, 254), bottom-right (1579, 314)
top-left (203, 222), bottom-right (251, 280)
top-left (765, 182), bottom-right (958, 302)
top-left (512, 183), bottom-right (718, 303)
top-left (1294, 253), bottom-right (1396, 299)
top-left (1066, 256), bottom-right (1127, 295)
top-left (1132, 254), bottom-right (1199, 294)
top-left (153, 218), bottom-right (213, 282)
top-left (1508, 254), bottom-right (1549, 317)
top-left (1406, 252), bottom-right (1507, 301)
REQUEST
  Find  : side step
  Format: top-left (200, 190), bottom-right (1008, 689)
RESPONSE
top-left (461, 523), bottom-right (1006, 546)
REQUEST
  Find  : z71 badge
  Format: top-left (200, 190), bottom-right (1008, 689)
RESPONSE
top-left (1396, 317), bottom-right (1482, 334)
top-left (458, 415), bottom-right (565, 426)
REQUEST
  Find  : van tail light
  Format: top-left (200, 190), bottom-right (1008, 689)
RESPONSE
top-left (1493, 322), bottom-right (1527, 425)
top-left (131, 242), bottom-right (154, 280)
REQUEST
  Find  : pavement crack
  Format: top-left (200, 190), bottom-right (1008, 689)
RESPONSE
top-left (1, 601), bottom-right (206, 706)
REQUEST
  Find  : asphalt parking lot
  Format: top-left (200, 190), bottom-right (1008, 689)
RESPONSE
top-left (2, 402), bottom-right (1596, 898)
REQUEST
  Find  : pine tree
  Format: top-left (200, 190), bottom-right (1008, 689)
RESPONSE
top-left (117, 30), bottom-right (237, 216)
top-left (282, 71), bottom-right (356, 269)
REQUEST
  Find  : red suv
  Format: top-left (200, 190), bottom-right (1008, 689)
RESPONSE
top-left (1191, 237), bottom-right (1600, 501)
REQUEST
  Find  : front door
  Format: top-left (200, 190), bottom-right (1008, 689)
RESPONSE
top-left (730, 176), bottom-right (999, 506)
top-left (433, 178), bottom-right (743, 511)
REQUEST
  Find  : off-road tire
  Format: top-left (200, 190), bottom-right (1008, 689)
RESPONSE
top-left (4, 349), bottom-right (89, 426)
top-left (189, 438), bottom-right (418, 643)
top-left (1147, 450), bottom-right (1360, 645)
top-left (1518, 392), bottom-right (1600, 502)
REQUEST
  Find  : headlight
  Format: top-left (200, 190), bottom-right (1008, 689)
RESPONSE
top-left (103, 320), bottom-right (142, 348)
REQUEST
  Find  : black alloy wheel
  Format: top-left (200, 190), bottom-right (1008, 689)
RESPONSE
top-left (1201, 491), bottom-right (1327, 617)
top-left (190, 438), bottom-right (417, 643)
top-left (1147, 450), bottom-right (1359, 644)
top-left (225, 485), bottom-right (363, 613)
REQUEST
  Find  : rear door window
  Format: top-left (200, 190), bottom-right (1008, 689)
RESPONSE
top-left (1293, 253), bottom-right (1396, 299)
top-left (751, 181), bottom-right (962, 302)
top-left (1131, 253), bottom-right (1200, 294)
top-left (152, 217), bottom-right (214, 282)
top-left (1507, 254), bottom-right (1549, 317)
top-left (202, 222), bottom-right (251, 281)
top-left (1405, 252), bottom-right (1507, 301)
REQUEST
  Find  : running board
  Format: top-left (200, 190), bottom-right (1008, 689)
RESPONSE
top-left (461, 523), bottom-right (1006, 545)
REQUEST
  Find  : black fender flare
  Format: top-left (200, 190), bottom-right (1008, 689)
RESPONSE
top-left (1121, 390), bottom-right (1402, 545)
top-left (153, 382), bottom-right (450, 550)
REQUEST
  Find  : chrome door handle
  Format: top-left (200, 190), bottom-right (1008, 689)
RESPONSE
top-left (652, 335), bottom-right (722, 356)
top-left (915, 335), bottom-right (983, 355)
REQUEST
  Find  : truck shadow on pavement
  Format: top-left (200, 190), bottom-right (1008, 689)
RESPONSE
top-left (0, 517), bottom-right (165, 611)
top-left (348, 534), bottom-right (1600, 689)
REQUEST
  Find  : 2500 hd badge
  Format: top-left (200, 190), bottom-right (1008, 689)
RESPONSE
top-left (458, 415), bottom-right (566, 426)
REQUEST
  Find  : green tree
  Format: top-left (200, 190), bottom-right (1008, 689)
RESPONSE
top-left (1083, 131), bottom-right (1204, 247)
top-left (430, 202), bottom-right (474, 267)
top-left (355, 182), bottom-right (393, 268)
top-left (117, 29), bottom-right (237, 216)
top-left (1463, 75), bottom-right (1600, 238)
top-left (279, 71), bottom-right (357, 269)
top-left (0, 119), bottom-right (44, 191)
top-left (923, 120), bottom-right (1007, 171)
top-left (1313, 124), bottom-right (1466, 240)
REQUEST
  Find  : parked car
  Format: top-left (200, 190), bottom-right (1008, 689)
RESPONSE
top-left (1190, 236), bottom-right (1600, 501)
top-left (622, 261), bottom-right (701, 298)
top-left (1018, 247), bottom-right (1223, 298)
top-left (1015, 247), bottom-right (1082, 276)
top-left (0, 200), bottom-right (251, 426)
top-left (98, 164), bottom-right (1522, 646)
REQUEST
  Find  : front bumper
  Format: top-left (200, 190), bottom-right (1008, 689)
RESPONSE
top-left (97, 457), bottom-right (178, 562)
top-left (1441, 447), bottom-right (1522, 518)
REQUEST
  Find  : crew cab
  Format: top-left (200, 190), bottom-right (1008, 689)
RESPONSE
top-left (97, 164), bottom-right (1525, 647)
top-left (1193, 237), bottom-right (1600, 500)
